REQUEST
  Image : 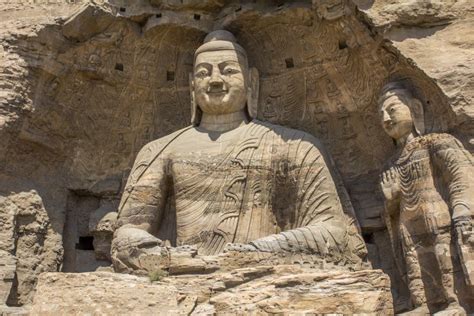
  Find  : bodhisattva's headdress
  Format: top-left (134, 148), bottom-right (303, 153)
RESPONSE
top-left (190, 30), bottom-right (259, 125)
top-left (379, 81), bottom-right (425, 136)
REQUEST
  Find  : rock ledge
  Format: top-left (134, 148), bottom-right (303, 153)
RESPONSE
top-left (30, 267), bottom-right (392, 315)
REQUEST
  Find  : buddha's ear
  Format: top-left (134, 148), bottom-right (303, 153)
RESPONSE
top-left (411, 98), bottom-right (425, 136)
top-left (189, 73), bottom-right (201, 126)
top-left (247, 67), bottom-right (259, 120)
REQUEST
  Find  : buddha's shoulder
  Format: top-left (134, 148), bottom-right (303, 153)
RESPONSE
top-left (251, 120), bottom-right (324, 147)
top-left (135, 126), bottom-right (193, 162)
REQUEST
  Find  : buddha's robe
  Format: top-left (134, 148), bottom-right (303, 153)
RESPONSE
top-left (116, 120), bottom-right (365, 262)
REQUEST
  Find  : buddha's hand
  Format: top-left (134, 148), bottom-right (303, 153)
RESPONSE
top-left (380, 167), bottom-right (400, 202)
top-left (111, 226), bottom-right (167, 273)
top-left (223, 243), bottom-right (258, 253)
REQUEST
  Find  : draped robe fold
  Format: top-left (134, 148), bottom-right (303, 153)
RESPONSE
top-left (117, 120), bottom-right (365, 262)
top-left (382, 133), bottom-right (474, 302)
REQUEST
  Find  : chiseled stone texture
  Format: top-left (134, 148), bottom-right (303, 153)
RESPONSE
top-left (31, 267), bottom-right (392, 315)
top-left (0, 0), bottom-right (473, 311)
top-left (0, 191), bottom-right (62, 306)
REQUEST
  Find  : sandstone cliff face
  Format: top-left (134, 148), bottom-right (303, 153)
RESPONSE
top-left (357, 0), bottom-right (474, 149)
top-left (0, 191), bottom-right (62, 306)
top-left (0, 0), bottom-right (472, 312)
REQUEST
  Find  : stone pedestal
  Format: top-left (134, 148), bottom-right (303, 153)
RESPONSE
top-left (30, 267), bottom-right (392, 315)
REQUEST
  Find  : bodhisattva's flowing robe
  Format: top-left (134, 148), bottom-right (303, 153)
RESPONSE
top-left (115, 120), bottom-right (366, 263)
top-left (382, 133), bottom-right (474, 306)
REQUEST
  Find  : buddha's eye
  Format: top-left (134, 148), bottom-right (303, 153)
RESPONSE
top-left (389, 107), bottom-right (396, 113)
top-left (195, 69), bottom-right (209, 78)
top-left (223, 67), bottom-right (239, 75)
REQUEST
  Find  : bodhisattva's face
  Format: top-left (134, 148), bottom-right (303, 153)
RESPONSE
top-left (193, 50), bottom-right (248, 115)
top-left (380, 94), bottom-right (414, 140)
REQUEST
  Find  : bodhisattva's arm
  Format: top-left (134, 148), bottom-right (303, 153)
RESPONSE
top-left (431, 134), bottom-right (474, 222)
top-left (111, 143), bottom-right (169, 273)
top-left (248, 138), bottom-right (366, 263)
top-left (431, 134), bottom-right (474, 285)
top-left (379, 165), bottom-right (401, 221)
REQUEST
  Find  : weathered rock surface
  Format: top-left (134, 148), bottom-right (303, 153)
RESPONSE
top-left (30, 267), bottom-right (392, 315)
top-left (0, 0), bottom-right (472, 313)
top-left (0, 191), bottom-right (62, 306)
top-left (0, 251), bottom-right (16, 306)
top-left (358, 0), bottom-right (474, 150)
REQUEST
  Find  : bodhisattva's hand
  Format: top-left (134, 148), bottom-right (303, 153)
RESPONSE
top-left (223, 243), bottom-right (258, 253)
top-left (380, 167), bottom-right (400, 203)
top-left (111, 226), bottom-right (167, 273)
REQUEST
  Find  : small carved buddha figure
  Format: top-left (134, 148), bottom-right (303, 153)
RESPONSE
top-left (111, 30), bottom-right (367, 273)
top-left (379, 82), bottom-right (474, 314)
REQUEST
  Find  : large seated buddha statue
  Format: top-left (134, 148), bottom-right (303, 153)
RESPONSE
top-left (111, 30), bottom-right (367, 273)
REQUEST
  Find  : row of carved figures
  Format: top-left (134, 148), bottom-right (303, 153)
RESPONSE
top-left (109, 30), bottom-right (473, 314)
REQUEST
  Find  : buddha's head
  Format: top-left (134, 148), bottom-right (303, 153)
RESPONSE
top-left (190, 30), bottom-right (259, 125)
top-left (378, 82), bottom-right (425, 141)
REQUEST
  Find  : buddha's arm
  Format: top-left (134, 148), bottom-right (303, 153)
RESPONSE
top-left (431, 134), bottom-right (474, 222)
top-left (111, 144), bottom-right (169, 272)
top-left (249, 139), bottom-right (365, 262)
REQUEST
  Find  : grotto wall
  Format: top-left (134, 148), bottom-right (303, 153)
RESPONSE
top-left (0, 0), bottom-right (472, 312)
top-left (357, 0), bottom-right (473, 149)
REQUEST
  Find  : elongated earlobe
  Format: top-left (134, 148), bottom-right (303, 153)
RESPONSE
top-left (411, 99), bottom-right (425, 136)
top-left (189, 74), bottom-right (201, 125)
top-left (247, 67), bottom-right (259, 119)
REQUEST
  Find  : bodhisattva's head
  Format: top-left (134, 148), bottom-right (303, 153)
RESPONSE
top-left (378, 82), bottom-right (425, 141)
top-left (190, 30), bottom-right (259, 125)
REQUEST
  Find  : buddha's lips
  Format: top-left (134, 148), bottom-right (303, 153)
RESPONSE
top-left (207, 90), bottom-right (227, 95)
top-left (384, 121), bottom-right (395, 130)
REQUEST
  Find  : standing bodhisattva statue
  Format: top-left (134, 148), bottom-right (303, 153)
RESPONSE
top-left (111, 30), bottom-right (366, 273)
top-left (379, 82), bottom-right (474, 313)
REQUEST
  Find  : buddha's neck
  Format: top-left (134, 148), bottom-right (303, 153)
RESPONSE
top-left (199, 110), bottom-right (248, 132)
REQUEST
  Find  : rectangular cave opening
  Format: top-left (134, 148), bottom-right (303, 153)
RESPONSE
top-left (156, 13), bottom-right (162, 18)
top-left (115, 63), bottom-right (124, 71)
top-left (76, 236), bottom-right (94, 251)
top-left (167, 71), bottom-right (175, 81)
top-left (119, 7), bottom-right (126, 12)
top-left (338, 40), bottom-right (348, 50)
top-left (193, 14), bottom-right (201, 20)
top-left (285, 58), bottom-right (294, 68)
top-left (62, 191), bottom-right (109, 273)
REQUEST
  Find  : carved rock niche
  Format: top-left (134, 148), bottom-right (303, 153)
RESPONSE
top-left (0, 0), bottom-right (470, 314)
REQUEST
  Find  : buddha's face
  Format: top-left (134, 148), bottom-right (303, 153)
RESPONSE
top-left (379, 94), bottom-right (414, 140)
top-left (193, 50), bottom-right (248, 115)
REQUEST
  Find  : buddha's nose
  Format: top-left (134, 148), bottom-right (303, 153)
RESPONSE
top-left (209, 67), bottom-right (225, 88)
top-left (382, 111), bottom-right (391, 123)
top-left (209, 80), bottom-right (224, 90)
top-left (209, 76), bottom-right (225, 91)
